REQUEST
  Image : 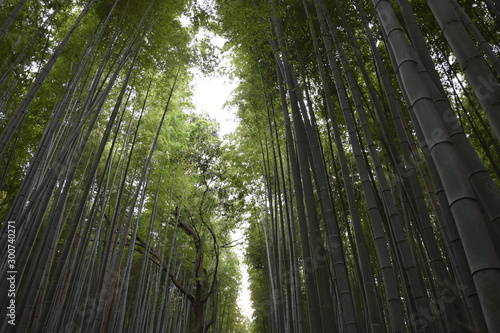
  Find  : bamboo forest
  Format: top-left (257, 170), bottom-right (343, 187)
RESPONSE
top-left (2, 0), bottom-right (500, 332)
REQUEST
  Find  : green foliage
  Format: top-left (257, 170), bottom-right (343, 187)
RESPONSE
top-left (4, 0), bottom-right (500, 331)
top-left (245, 216), bottom-right (271, 333)
top-left (0, 0), bottom-right (251, 330)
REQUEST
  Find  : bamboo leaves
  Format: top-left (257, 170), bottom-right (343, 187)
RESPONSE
top-left (0, 1), bottom-right (247, 331)
top-left (217, 0), bottom-right (500, 331)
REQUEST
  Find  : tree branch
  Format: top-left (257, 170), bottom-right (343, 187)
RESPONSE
top-left (177, 213), bottom-right (200, 243)
top-left (203, 317), bottom-right (216, 332)
top-left (128, 231), bottom-right (195, 304)
top-left (202, 218), bottom-right (219, 303)
top-left (169, 272), bottom-right (195, 304)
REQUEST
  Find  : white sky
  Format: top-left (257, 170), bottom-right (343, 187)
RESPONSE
top-left (190, 34), bottom-right (254, 321)
top-left (190, 70), bottom-right (238, 137)
top-left (190, 35), bottom-right (238, 137)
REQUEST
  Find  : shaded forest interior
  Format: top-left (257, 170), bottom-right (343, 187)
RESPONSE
top-left (1, 0), bottom-right (500, 332)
